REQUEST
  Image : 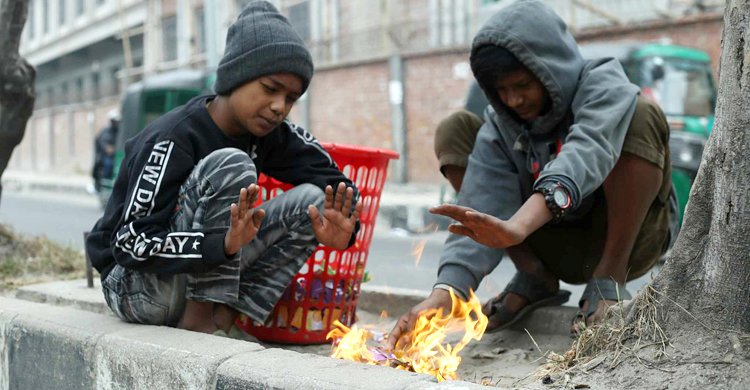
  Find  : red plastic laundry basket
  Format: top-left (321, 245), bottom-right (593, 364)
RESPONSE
top-left (235, 142), bottom-right (399, 344)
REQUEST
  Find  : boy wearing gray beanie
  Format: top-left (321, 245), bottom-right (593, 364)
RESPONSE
top-left (214, 0), bottom-right (313, 95)
top-left (87, 1), bottom-right (361, 339)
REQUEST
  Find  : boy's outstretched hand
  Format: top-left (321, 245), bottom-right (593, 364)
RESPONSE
top-left (429, 204), bottom-right (526, 249)
top-left (386, 288), bottom-right (453, 351)
top-left (224, 184), bottom-right (265, 256)
top-left (308, 182), bottom-right (362, 250)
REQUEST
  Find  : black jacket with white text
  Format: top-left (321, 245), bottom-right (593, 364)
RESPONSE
top-left (85, 95), bottom-right (357, 279)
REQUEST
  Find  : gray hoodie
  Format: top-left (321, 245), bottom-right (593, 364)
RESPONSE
top-left (435, 0), bottom-right (640, 298)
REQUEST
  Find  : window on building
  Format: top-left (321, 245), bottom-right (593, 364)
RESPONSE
top-left (76, 77), bottom-right (84, 103)
top-left (162, 15), bottom-right (178, 62)
top-left (42, 0), bottom-right (49, 34)
top-left (76, 0), bottom-right (85, 16)
top-left (27, 1), bottom-right (35, 40)
top-left (60, 82), bottom-right (69, 105)
top-left (46, 86), bottom-right (54, 108)
top-left (195, 7), bottom-right (206, 54)
top-left (111, 67), bottom-right (120, 96)
top-left (39, 86), bottom-right (47, 107)
top-left (430, 0), bottom-right (473, 48)
top-left (288, 1), bottom-right (310, 42)
top-left (91, 72), bottom-right (100, 101)
top-left (59, 0), bottom-right (66, 26)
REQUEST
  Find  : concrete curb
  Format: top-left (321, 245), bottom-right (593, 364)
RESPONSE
top-left (18, 280), bottom-right (579, 337)
top-left (1, 172), bottom-right (92, 197)
top-left (0, 297), bottom-right (489, 390)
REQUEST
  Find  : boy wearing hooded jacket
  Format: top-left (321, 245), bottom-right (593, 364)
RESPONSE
top-left (389, 0), bottom-right (676, 344)
top-left (86, 1), bottom-right (360, 337)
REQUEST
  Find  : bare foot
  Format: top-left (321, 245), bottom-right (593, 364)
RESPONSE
top-left (177, 300), bottom-right (237, 334)
top-left (571, 299), bottom-right (618, 335)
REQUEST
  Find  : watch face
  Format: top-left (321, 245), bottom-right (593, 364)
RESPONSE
top-left (553, 188), bottom-right (569, 208)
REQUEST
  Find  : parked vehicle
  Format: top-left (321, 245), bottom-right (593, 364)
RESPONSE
top-left (465, 42), bottom-right (716, 227)
top-left (98, 69), bottom-right (215, 207)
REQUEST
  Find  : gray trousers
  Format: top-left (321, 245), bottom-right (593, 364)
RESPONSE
top-left (102, 148), bottom-right (324, 326)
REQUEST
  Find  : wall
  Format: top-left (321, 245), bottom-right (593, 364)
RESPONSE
top-left (9, 98), bottom-right (119, 176)
top-left (11, 11), bottom-right (723, 185)
top-left (304, 13), bottom-right (723, 184)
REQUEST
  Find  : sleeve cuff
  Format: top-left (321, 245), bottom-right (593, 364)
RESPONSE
top-left (534, 174), bottom-right (581, 210)
top-left (433, 284), bottom-right (468, 301)
top-left (435, 264), bottom-right (477, 301)
top-left (201, 232), bottom-right (234, 268)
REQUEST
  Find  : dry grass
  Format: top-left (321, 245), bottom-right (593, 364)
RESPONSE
top-left (533, 285), bottom-right (673, 385)
top-left (0, 224), bottom-right (86, 289)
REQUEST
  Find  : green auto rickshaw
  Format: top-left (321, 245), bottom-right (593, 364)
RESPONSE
top-left (580, 42), bottom-right (715, 227)
top-left (98, 69), bottom-right (215, 207)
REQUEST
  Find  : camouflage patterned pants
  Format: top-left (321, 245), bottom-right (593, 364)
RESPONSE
top-left (102, 148), bottom-right (324, 326)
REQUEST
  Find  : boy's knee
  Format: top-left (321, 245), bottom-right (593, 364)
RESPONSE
top-left (621, 96), bottom-right (670, 172)
top-left (197, 148), bottom-right (257, 192)
top-left (204, 148), bottom-right (255, 170)
top-left (294, 183), bottom-right (325, 208)
top-left (434, 110), bottom-right (483, 173)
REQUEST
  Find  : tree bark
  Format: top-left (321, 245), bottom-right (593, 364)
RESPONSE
top-left (652, 0), bottom-right (750, 333)
top-left (0, 0), bottom-right (36, 205)
top-left (573, 3), bottom-right (750, 388)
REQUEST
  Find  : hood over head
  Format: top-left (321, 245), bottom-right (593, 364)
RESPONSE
top-left (470, 0), bottom-right (584, 135)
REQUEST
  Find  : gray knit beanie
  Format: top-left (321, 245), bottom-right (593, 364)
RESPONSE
top-left (214, 1), bottom-right (314, 95)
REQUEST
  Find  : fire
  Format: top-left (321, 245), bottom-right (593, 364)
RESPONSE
top-left (412, 240), bottom-right (426, 267)
top-left (327, 289), bottom-right (487, 381)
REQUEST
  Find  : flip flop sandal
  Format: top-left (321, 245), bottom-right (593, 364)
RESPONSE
top-left (483, 271), bottom-right (571, 333)
top-left (571, 277), bottom-right (632, 336)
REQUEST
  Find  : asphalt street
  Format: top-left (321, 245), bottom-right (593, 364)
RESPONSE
top-left (0, 188), bottom-right (658, 306)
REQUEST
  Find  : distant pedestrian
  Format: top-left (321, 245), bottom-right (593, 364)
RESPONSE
top-left (92, 109), bottom-right (119, 192)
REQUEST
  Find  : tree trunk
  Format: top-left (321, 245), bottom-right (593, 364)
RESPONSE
top-left (579, 1), bottom-right (750, 388)
top-left (652, 0), bottom-right (750, 334)
top-left (559, 2), bottom-right (750, 388)
top-left (0, 0), bottom-right (36, 205)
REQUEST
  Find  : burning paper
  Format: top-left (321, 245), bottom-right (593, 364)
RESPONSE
top-left (327, 289), bottom-right (488, 381)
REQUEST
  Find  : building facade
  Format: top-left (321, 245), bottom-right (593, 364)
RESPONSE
top-left (12, 0), bottom-right (724, 183)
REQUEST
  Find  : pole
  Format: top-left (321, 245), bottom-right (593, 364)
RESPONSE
top-left (388, 53), bottom-right (407, 183)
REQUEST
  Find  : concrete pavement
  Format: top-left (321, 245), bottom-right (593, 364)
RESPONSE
top-left (8, 278), bottom-right (584, 389)
top-left (0, 296), bottom-right (470, 390)
top-left (4, 280), bottom-right (518, 389)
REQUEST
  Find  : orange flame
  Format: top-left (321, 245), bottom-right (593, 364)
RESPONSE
top-left (328, 322), bottom-right (376, 362)
top-left (412, 240), bottom-right (426, 267)
top-left (327, 289), bottom-right (487, 381)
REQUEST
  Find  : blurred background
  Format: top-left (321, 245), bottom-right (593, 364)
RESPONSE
top-left (8, 0), bottom-right (723, 183)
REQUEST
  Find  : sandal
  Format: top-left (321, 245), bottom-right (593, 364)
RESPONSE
top-left (571, 278), bottom-right (632, 335)
top-left (483, 271), bottom-right (571, 333)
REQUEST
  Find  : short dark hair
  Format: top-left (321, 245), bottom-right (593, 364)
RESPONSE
top-left (471, 45), bottom-right (524, 88)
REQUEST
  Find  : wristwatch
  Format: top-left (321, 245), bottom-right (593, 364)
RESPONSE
top-left (535, 181), bottom-right (571, 222)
